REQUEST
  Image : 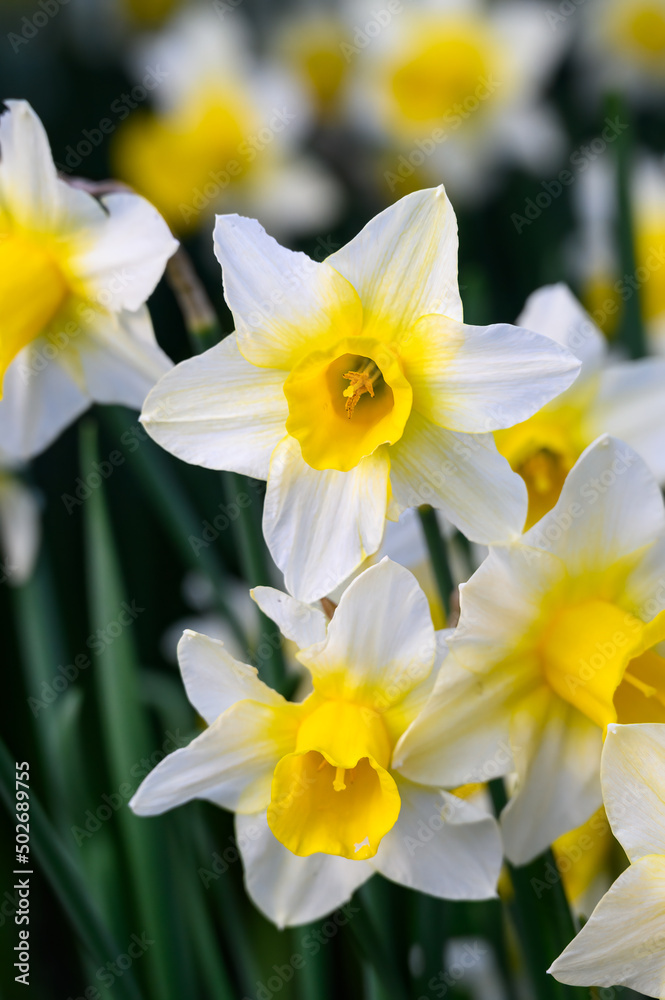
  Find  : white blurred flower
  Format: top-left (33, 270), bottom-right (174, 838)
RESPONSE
top-left (580, 0), bottom-right (665, 104)
top-left (345, 0), bottom-right (569, 202)
top-left (112, 5), bottom-right (343, 236)
top-left (570, 154), bottom-right (665, 350)
top-left (0, 466), bottom-right (40, 586)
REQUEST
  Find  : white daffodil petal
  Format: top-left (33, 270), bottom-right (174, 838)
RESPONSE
top-left (141, 333), bottom-right (288, 479)
top-left (236, 811), bottom-right (372, 929)
top-left (0, 475), bottom-right (40, 585)
top-left (549, 856), bottom-right (665, 996)
top-left (393, 655), bottom-right (521, 788)
top-left (501, 690), bottom-right (603, 866)
top-left (0, 345), bottom-right (90, 462)
top-left (177, 629), bottom-right (286, 726)
top-left (450, 543), bottom-right (566, 671)
top-left (298, 559), bottom-right (435, 709)
top-left (263, 436), bottom-right (389, 603)
top-left (602, 723), bottom-right (665, 861)
top-left (589, 360), bottom-right (665, 482)
top-left (524, 436), bottom-right (665, 576)
top-left (622, 535), bottom-right (665, 622)
top-left (0, 100), bottom-right (58, 227)
top-left (130, 700), bottom-right (302, 816)
top-left (516, 283), bottom-right (606, 371)
top-left (371, 781), bottom-right (502, 901)
top-left (250, 586), bottom-right (328, 650)
top-left (389, 411), bottom-right (527, 543)
top-left (213, 214), bottom-right (362, 369)
top-left (77, 306), bottom-right (172, 409)
top-left (403, 315), bottom-right (581, 433)
top-left (326, 186), bottom-right (463, 337)
top-left (69, 192), bottom-right (177, 312)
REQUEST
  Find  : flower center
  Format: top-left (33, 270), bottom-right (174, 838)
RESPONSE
top-left (494, 416), bottom-right (583, 528)
top-left (342, 359), bottom-right (383, 416)
top-left (112, 93), bottom-right (255, 231)
top-left (538, 600), bottom-right (665, 730)
top-left (389, 23), bottom-right (495, 123)
top-left (0, 231), bottom-right (69, 393)
top-left (284, 337), bottom-right (413, 472)
top-left (622, 4), bottom-right (665, 59)
top-left (267, 699), bottom-right (401, 860)
top-left (518, 448), bottom-right (572, 529)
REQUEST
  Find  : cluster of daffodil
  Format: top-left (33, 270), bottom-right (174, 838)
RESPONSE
top-left (7, 93), bottom-right (665, 997)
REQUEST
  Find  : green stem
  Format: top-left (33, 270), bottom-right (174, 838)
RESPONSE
top-left (0, 736), bottom-right (143, 1000)
top-left (223, 470), bottom-right (287, 692)
top-left (81, 422), bottom-right (188, 1000)
top-left (489, 779), bottom-right (591, 1000)
top-left (100, 407), bottom-right (248, 650)
top-left (345, 882), bottom-right (409, 1000)
top-left (606, 93), bottom-right (647, 359)
top-left (418, 505), bottom-right (454, 618)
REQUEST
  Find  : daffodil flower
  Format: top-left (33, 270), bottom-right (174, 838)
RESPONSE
top-left (572, 156), bottom-right (665, 348)
top-left (395, 435), bottom-right (665, 865)
top-left (350, 0), bottom-right (568, 201)
top-left (0, 100), bottom-right (177, 461)
top-left (142, 186), bottom-right (580, 602)
top-left (111, 7), bottom-right (342, 236)
top-left (550, 723), bottom-right (665, 997)
top-left (582, 0), bottom-right (665, 99)
top-left (495, 283), bottom-right (665, 527)
top-left (130, 559), bottom-right (504, 927)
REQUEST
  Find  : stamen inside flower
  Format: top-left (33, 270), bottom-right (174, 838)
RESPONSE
top-left (342, 360), bottom-right (381, 417)
top-left (283, 337), bottom-right (412, 472)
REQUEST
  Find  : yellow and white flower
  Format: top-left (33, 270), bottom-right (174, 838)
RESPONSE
top-left (348, 0), bottom-right (568, 201)
top-left (550, 723), bottom-right (665, 997)
top-left (0, 100), bottom-right (177, 461)
top-left (580, 0), bottom-right (665, 101)
top-left (572, 155), bottom-right (665, 349)
top-left (111, 6), bottom-right (342, 236)
top-left (130, 559), bottom-right (503, 927)
top-left (395, 436), bottom-right (665, 865)
top-left (495, 283), bottom-right (665, 527)
top-left (142, 186), bottom-right (580, 602)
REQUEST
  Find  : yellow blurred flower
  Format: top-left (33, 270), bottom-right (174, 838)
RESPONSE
top-left (112, 6), bottom-right (342, 235)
